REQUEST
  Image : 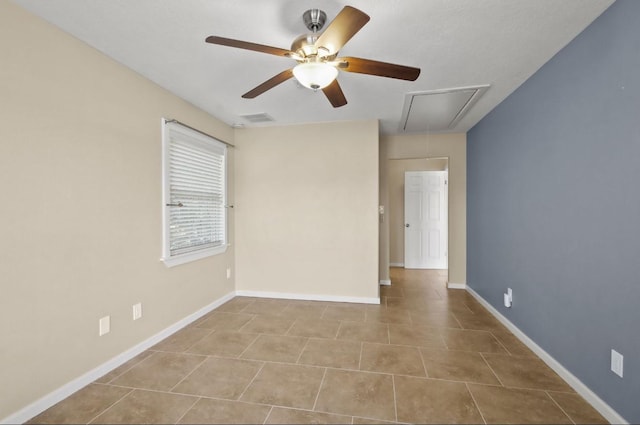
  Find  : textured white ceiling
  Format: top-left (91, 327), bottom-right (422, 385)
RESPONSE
top-left (13, 0), bottom-right (614, 135)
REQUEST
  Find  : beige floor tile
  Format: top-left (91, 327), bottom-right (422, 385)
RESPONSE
top-left (419, 348), bottom-right (501, 384)
top-left (265, 407), bottom-right (351, 424)
top-left (89, 389), bottom-right (196, 424)
top-left (352, 416), bottom-right (399, 424)
top-left (151, 326), bottom-right (212, 352)
top-left (336, 321), bottom-right (389, 343)
top-left (171, 356), bottom-right (262, 399)
top-left (314, 369), bottom-right (396, 422)
top-left (281, 302), bottom-right (328, 319)
top-left (287, 317), bottom-right (341, 338)
top-left (394, 375), bottom-right (483, 424)
top-left (482, 353), bottom-right (574, 392)
top-left (360, 343), bottom-right (426, 377)
top-left (239, 315), bottom-right (296, 335)
top-left (242, 299), bottom-right (290, 316)
top-left (468, 384), bottom-right (573, 424)
top-left (454, 310), bottom-right (508, 332)
top-left (95, 351), bottom-right (154, 384)
top-left (401, 287), bottom-right (443, 300)
top-left (492, 331), bottom-right (537, 357)
top-left (409, 310), bottom-right (463, 329)
top-left (187, 330), bottom-right (258, 357)
top-left (547, 391), bottom-right (609, 424)
top-left (177, 398), bottom-right (271, 424)
top-left (240, 362), bottom-right (325, 409)
top-left (380, 286), bottom-right (404, 298)
top-left (366, 307), bottom-right (412, 324)
top-left (297, 338), bottom-right (361, 369)
top-left (443, 328), bottom-right (508, 353)
top-left (240, 334), bottom-right (308, 363)
top-left (27, 384), bottom-right (131, 424)
top-left (322, 304), bottom-right (367, 322)
top-left (215, 297), bottom-right (256, 313)
top-left (388, 324), bottom-right (446, 348)
top-left (194, 312), bottom-right (254, 331)
top-left (110, 351), bottom-right (205, 391)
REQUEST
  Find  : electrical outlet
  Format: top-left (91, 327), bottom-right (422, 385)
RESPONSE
top-left (611, 349), bottom-right (624, 378)
top-left (132, 302), bottom-right (142, 320)
top-left (226, 267), bottom-right (231, 279)
top-left (507, 288), bottom-right (513, 303)
top-left (99, 316), bottom-right (110, 336)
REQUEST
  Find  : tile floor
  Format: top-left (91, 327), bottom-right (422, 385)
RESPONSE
top-left (28, 268), bottom-right (608, 424)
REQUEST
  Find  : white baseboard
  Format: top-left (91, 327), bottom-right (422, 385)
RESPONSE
top-left (235, 290), bottom-right (380, 305)
top-left (379, 279), bottom-right (391, 286)
top-left (447, 282), bottom-right (466, 290)
top-left (389, 262), bottom-right (404, 267)
top-left (466, 286), bottom-right (628, 425)
top-left (1, 291), bottom-right (236, 425)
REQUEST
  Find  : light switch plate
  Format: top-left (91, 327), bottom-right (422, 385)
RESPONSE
top-left (99, 316), bottom-right (110, 336)
top-left (133, 303), bottom-right (142, 320)
top-left (611, 349), bottom-right (623, 378)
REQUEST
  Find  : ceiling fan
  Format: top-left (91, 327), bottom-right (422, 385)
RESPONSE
top-left (205, 6), bottom-right (421, 107)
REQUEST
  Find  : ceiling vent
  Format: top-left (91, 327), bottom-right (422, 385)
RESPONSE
top-left (399, 85), bottom-right (489, 133)
top-left (240, 113), bottom-right (275, 123)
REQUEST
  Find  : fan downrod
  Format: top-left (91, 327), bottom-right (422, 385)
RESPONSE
top-left (302, 9), bottom-right (326, 32)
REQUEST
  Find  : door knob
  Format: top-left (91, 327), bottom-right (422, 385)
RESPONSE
top-left (405, 223), bottom-right (410, 227)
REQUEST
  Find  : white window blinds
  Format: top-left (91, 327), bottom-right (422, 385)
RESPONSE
top-left (162, 120), bottom-right (227, 266)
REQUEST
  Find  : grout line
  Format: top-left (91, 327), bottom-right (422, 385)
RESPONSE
top-left (295, 337), bottom-right (312, 364)
top-left (236, 333), bottom-right (261, 359)
top-left (174, 396), bottom-right (201, 425)
top-left (418, 347), bottom-right (429, 379)
top-left (333, 321), bottom-right (342, 340)
top-left (311, 368), bottom-right (328, 411)
top-left (491, 332), bottom-right (514, 356)
top-left (546, 391), bottom-right (578, 425)
top-left (180, 328), bottom-right (216, 353)
top-left (236, 315), bottom-right (258, 333)
top-left (236, 362), bottom-right (266, 401)
top-left (262, 405), bottom-right (274, 425)
top-left (465, 382), bottom-right (488, 425)
top-left (479, 352), bottom-right (505, 387)
top-left (358, 342), bottom-right (364, 370)
top-left (391, 374), bottom-right (398, 423)
top-left (85, 387), bottom-right (134, 424)
top-left (168, 355), bottom-right (208, 393)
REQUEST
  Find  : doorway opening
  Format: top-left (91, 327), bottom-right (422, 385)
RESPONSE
top-left (388, 157), bottom-right (449, 282)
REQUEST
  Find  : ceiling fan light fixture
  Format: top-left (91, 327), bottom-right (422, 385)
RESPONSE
top-left (293, 62), bottom-right (338, 90)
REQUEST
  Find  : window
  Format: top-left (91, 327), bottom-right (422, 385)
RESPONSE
top-left (161, 119), bottom-right (227, 267)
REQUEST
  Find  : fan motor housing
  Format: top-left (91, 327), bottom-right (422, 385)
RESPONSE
top-left (303, 9), bottom-right (326, 32)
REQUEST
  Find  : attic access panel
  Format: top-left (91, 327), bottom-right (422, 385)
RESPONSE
top-left (399, 85), bottom-right (489, 133)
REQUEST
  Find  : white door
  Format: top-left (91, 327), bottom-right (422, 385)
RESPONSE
top-left (404, 171), bottom-right (448, 269)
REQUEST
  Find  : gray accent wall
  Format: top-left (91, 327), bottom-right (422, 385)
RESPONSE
top-left (467, 1), bottom-right (639, 422)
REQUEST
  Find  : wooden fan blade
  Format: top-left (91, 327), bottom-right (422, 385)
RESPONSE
top-left (339, 57), bottom-right (420, 81)
top-left (322, 79), bottom-right (347, 108)
top-left (315, 6), bottom-right (370, 54)
top-left (242, 69), bottom-right (294, 99)
top-left (206, 36), bottom-right (293, 57)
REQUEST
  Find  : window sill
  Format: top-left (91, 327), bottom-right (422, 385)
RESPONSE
top-left (161, 244), bottom-right (228, 268)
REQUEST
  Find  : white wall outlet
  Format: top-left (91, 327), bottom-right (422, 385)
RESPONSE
top-left (611, 349), bottom-right (624, 378)
top-left (99, 316), bottom-right (110, 336)
top-left (507, 288), bottom-right (513, 303)
top-left (503, 293), bottom-right (512, 308)
top-left (226, 267), bottom-right (231, 279)
top-left (132, 302), bottom-right (142, 320)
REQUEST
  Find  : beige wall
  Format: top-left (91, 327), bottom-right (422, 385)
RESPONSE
top-left (388, 158), bottom-right (448, 265)
top-left (234, 121), bottom-right (380, 301)
top-left (0, 3), bottom-right (235, 419)
top-left (379, 133), bottom-right (466, 285)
